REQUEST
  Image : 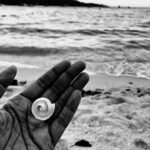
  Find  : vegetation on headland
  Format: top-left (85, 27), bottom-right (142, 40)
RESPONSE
top-left (0, 0), bottom-right (109, 7)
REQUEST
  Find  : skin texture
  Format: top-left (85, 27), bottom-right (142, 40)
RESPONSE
top-left (0, 61), bottom-right (89, 150)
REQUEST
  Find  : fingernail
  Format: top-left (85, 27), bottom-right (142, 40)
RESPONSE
top-left (1, 65), bottom-right (17, 77)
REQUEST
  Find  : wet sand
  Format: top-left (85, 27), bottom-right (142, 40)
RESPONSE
top-left (1, 67), bottom-right (150, 150)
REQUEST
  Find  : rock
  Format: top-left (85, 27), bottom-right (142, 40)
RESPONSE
top-left (11, 79), bottom-right (18, 86)
top-left (10, 79), bottom-right (27, 86)
top-left (129, 82), bottom-right (133, 85)
top-left (125, 88), bottom-right (131, 91)
top-left (74, 139), bottom-right (92, 147)
top-left (136, 88), bottom-right (141, 94)
top-left (82, 89), bottom-right (103, 97)
top-left (125, 115), bottom-right (133, 120)
top-left (134, 139), bottom-right (149, 149)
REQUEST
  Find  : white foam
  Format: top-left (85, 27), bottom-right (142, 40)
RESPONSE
top-left (84, 70), bottom-right (97, 76)
top-left (0, 61), bottom-right (39, 69)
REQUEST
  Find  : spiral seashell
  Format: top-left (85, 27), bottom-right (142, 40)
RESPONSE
top-left (31, 97), bottom-right (55, 121)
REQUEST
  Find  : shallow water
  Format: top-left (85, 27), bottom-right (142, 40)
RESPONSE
top-left (0, 6), bottom-right (150, 78)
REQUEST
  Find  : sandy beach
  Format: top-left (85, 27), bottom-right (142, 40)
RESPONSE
top-left (1, 67), bottom-right (150, 150)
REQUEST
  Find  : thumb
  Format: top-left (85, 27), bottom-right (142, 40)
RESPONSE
top-left (0, 66), bottom-right (17, 98)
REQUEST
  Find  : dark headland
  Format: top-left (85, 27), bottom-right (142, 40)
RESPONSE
top-left (0, 0), bottom-right (109, 7)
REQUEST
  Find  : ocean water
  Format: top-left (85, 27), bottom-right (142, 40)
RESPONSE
top-left (0, 6), bottom-right (150, 78)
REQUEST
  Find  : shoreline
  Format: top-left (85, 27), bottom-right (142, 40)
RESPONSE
top-left (1, 66), bottom-right (150, 89)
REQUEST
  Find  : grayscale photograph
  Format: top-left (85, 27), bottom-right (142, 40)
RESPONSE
top-left (0, 0), bottom-right (150, 149)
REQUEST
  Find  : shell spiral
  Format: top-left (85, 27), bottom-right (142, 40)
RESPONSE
top-left (31, 97), bottom-right (55, 121)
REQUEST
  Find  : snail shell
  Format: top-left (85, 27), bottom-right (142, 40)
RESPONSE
top-left (31, 97), bottom-right (55, 121)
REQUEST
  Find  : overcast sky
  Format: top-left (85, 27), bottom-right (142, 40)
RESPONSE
top-left (79, 0), bottom-right (150, 7)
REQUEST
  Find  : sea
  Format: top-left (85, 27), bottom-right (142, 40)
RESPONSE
top-left (0, 6), bottom-right (150, 78)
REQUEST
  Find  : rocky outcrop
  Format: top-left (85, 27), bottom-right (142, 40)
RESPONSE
top-left (0, 0), bottom-right (109, 7)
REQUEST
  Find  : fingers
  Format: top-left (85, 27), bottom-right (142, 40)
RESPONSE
top-left (50, 72), bottom-right (89, 120)
top-left (50, 73), bottom-right (89, 144)
top-left (20, 60), bottom-right (71, 100)
top-left (0, 66), bottom-right (17, 98)
top-left (50, 90), bottom-right (81, 144)
top-left (42, 61), bottom-right (86, 102)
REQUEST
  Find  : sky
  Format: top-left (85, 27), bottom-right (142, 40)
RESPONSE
top-left (79, 0), bottom-right (150, 7)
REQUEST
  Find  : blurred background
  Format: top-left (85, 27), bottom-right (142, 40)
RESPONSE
top-left (0, 1), bottom-right (150, 79)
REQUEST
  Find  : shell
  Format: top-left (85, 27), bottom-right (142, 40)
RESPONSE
top-left (31, 97), bottom-right (55, 121)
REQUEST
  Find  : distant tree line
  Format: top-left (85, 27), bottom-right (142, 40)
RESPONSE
top-left (0, 0), bottom-right (109, 7)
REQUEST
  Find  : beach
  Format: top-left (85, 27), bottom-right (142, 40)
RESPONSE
top-left (0, 6), bottom-right (150, 150)
top-left (1, 66), bottom-right (150, 150)
top-left (57, 72), bottom-right (150, 150)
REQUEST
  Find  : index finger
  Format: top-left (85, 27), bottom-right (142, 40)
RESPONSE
top-left (20, 60), bottom-right (71, 100)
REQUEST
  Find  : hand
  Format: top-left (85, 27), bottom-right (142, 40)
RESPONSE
top-left (0, 61), bottom-right (89, 150)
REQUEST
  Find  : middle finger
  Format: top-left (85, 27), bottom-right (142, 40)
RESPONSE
top-left (42, 61), bottom-right (86, 102)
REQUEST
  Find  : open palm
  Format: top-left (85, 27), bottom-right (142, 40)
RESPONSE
top-left (0, 61), bottom-right (89, 150)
